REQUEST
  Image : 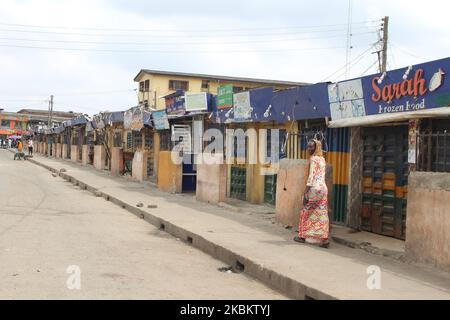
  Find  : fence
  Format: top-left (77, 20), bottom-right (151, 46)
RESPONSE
top-left (416, 131), bottom-right (450, 173)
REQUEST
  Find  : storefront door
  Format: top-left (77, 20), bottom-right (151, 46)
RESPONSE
top-left (361, 125), bottom-right (408, 239)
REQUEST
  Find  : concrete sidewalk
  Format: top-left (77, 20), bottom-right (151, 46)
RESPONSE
top-left (26, 153), bottom-right (450, 299)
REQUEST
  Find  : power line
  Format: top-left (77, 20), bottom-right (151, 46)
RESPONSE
top-left (330, 46), bottom-right (377, 82)
top-left (55, 89), bottom-right (137, 96)
top-left (0, 20), bottom-right (382, 33)
top-left (359, 60), bottom-right (379, 76)
top-left (0, 43), bottom-right (368, 53)
top-left (0, 25), bottom-right (379, 38)
top-left (0, 32), bottom-right (376, 47)
top-left (390, 42), bottom-right (424, 60)
top-left (319, 43), bottom-right (377, 82)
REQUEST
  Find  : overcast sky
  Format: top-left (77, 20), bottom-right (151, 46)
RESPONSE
top-left (0, 0), bottom-right (448, 115)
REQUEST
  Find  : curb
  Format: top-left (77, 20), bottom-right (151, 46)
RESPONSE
top-left (28, 156), bottom-right (337, 300)
top-left (331, 235), bottom-right (406, 262)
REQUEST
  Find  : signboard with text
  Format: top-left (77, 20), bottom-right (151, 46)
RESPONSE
top-left (217, 84), bottom-right (233, 109)
top-left (152, 110), bottom-right (170, 130)
top-left (329, 57), bottom-right (450, 121)
top-left (185, 92), bottom-right (208, 112)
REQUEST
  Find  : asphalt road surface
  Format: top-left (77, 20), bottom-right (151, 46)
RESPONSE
top-left (0, 150), bottom-right (286, 299)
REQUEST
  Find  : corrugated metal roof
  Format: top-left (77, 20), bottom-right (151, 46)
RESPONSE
top-left (134, 69), bottom-right (309, 86)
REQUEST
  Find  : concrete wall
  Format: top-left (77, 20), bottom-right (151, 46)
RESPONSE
top-left (70, 145), bottom-right (78, 162)
top-left (94, 145), bottom-right (105, 171)
top-left (81, 145), bottom-right (89, 165)
top-left (132, 151), bottom-right (148, 182)
top-left (196, 154), bottom-right (227, 204)
top-left (275, 159), bottom-right (333, 228)
top-left (55, 143), bottom-right (61, 158)
top-left (110, 147), bottom-right (124, 176)
top-left (406, 172), bottom-right (450, 271)
top-left (157, 151), bottom-right (182, 193)
top-left (62, 144), bottom-right (68, 159)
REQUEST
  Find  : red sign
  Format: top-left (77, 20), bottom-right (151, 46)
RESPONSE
top-left (372, 69), bottom-right (427, 103)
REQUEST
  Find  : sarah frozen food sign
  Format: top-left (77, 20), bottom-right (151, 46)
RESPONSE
top-left (328, 57), bottom-right (450, 120)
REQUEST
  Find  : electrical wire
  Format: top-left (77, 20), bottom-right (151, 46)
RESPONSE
top-left (0, 43), bottom-right (366, 53)
top-left (359, 60), bottom-right (378, 76)
top-left (329, 43), bottom-right (381, 82)
top-left (0, 20), bottom-right (382, 33)
top-left (318, 43), bottom-right (378, 82)
top-left (0, 25), bottom-right (379, 38)
top-left (0, 31), bottom-right (376, 47)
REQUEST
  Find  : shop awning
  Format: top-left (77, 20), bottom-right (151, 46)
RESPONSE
top-left (53, 125), bottom-right (65, 134)
top-left (328, 107), bottom-right (450, 128)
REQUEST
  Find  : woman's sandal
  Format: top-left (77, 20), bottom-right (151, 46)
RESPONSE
top-left (293, 236), bottom-right (305, 243)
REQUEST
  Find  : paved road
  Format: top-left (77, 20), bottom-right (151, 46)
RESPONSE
top-left (0, 150), bottom-right (286, 299)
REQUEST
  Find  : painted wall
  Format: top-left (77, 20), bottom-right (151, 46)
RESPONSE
top-left (157, 151), bottom-right (182, 193)
top-left (132, 150), bottom-right (148, 182)
top-left (406, 172), bottom-right (450, 271)
top-left (196, 154), bottom-right (227, 204)
top-left (94, 145), bottom-right (106, 171)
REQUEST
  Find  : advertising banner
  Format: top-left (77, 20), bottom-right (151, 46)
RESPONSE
top-left (217, 84), bottom-right (233, 109)
top-left (185, 92), bottom-right (208, 112)
top-left (233, 91), bottom-right (252, 122)
top-left (329, 57), bottom-right (450, 121)
top-left (165, 93), bottom-right (186, 115)
top-left (152, 110), bottom-right (170, 130)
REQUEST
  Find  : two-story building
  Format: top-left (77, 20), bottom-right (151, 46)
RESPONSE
top-left (134, 70), bottom-right (308, 109)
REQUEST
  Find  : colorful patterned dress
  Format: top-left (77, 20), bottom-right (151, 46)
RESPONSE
top-left (299, 155), bottom-right (329, 241)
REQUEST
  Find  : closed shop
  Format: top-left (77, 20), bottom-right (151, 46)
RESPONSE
top-left (361, 125), bottom-right (408, 239)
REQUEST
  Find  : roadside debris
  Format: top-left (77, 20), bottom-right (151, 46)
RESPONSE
top-left (218, 266), bottom-right (233, 273)
top-left (94, 191), bottom-right (102, 197)
top-left (52, 173), bottom-right (57, 177)
top-left (136, 202), bottom-right (144, 207)
top-left (60, 168), bottom-right (67, 173)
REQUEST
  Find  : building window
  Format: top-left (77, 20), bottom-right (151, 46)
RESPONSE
top-left (126, 132), bottom-right (132, 150)
top-left (159, 130), bottom-right (171, 151)
top-left (201, 80), bottom-right (210, 90)
top-left (1, 120), bottom-right (10, 128)
top-left (139, 80), bottom-right (150, 92)
top-left (169, 80), bottom-right (189, 91)
top-left (132, 131), bottom-right (142, 152)
top-left (113, 131), bottom-right (122, 148)
top-left (267, 129), bottom-right (287, 160)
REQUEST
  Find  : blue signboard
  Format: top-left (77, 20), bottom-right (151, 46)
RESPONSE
top-left (165, 90), bottom-right (186, 115)
top-left (329, 57), bottom-right (450, 121)
top-left (152, 109), bottom-right (170, 130)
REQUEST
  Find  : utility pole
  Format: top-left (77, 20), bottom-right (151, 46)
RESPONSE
top-left (345, 0), bottom-right (353, 79)
top-left (47, 95), bottom-right (54, 127)
top-left (381, 16), bottom-right (389, 72)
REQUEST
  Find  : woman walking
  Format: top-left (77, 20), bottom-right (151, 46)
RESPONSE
top-left (294, 139), bottom-right (330, 248)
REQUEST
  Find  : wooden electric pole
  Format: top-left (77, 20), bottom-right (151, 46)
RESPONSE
top-left (48, 95), bottom-right (53, 128)
top-left (381, 16), bottom-right (389, 72)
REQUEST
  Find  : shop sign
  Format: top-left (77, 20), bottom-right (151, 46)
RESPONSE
top-left (233, 91), bottom-right (252, 122)
top-left (217, 84), bottom-right (233, 109)
top-left (166, 95), bottom-right (186, 115)
top-left (152, 110), bottom-right (170, 130)
top-left (329, 57), bottom-right (450, 121)
top-left (185, 92), bottom-right (208, 112)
